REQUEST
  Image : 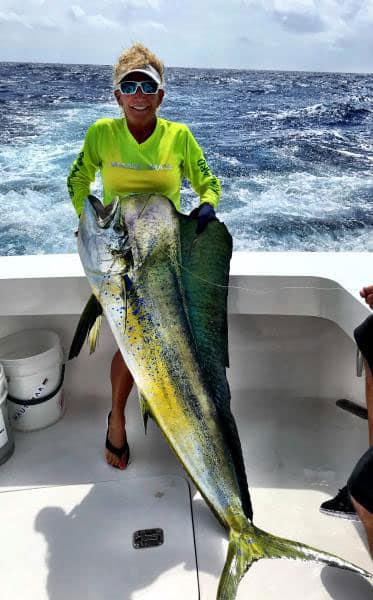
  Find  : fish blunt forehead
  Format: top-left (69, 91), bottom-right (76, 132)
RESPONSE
top-left (79, 199), bottom-right (125, 271)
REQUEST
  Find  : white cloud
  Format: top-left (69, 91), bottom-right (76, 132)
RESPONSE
top-left (88, 14), bottom-right (121, 29)
top-left (35, 16), bottom-right (60, 30)
top-left (237, 0), bottom-right (373, 42)
top-left (269, 0), bottom-right (324, 32)
top-left (69, 5), bottom-right (121, 29)
top-left (326, 1), bottom-right (373, 54)
top-left (271, 0), bottom-right (316, 11)
top-left (0, 11), bottom-right (32, 28)
top-left (134, 20), bottom-right (167, 31)
top-left (238, 0), bottom-right (325, 31)
top-left (0, 0), bottom-right (371, 71)
top-left (353, 0), bottom-right (373, 24)
top-left (70, 5), bottom-right (86, 19)
top-left (123, 0), bottom-right (161, 9)
top-left (0, 9), bottom-right (62, 31)
top-left (97, 0), bottom-right (161, 10)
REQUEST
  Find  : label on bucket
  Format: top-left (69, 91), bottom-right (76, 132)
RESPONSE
top-left (0, 411), bottom-right (8, 447)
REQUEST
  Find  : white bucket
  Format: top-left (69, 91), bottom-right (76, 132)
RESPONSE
top-left (0, 363), bottom-right (15, 463)
top-left (0, 330), bottom-right (65, 432)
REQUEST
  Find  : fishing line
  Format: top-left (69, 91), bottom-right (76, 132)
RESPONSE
top-left (132, 199), bottom-right (365, 300)
top-left (164, 248), bottom-right (356, 297)
top-left (186, 259), bottom-right (332, 294)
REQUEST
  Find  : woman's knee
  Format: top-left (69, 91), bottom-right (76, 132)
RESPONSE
top-left (112, 349), bottom-right (123, 364)
top-left (111, 349), bottom-right (133, 381)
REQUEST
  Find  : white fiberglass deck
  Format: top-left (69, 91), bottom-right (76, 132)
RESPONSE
top-left (0, 252), bottom-right (372, 599)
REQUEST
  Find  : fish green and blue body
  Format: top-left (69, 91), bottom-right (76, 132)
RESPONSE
top-left (71, 193), bottom-right (372, 599)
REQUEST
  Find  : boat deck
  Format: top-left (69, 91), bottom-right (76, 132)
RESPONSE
top-left (0, 356), bottom-right (371, 598)
top-left (0, 252), bottom-right (372, 598)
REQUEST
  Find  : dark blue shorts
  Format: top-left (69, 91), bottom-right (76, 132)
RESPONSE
top-left (348, 447), bottom-right (373, 514)
top-left (354, 314), bottom-right (373, 374)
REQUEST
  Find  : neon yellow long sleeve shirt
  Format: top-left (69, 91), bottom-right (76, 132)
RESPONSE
top-left (67, 117), bottom-right (221, 216)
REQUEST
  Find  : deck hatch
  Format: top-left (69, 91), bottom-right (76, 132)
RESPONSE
top-left (133, 527), bottom-right (164, 549)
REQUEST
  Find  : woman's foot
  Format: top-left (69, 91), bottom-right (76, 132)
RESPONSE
top-left (105, 411), bottom-right (130, 470)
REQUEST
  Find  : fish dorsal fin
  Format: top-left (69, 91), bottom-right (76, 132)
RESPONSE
top-left (179, 214), bottom-right (253, 520)
top-left (68, 294), bottom-right (103, 360)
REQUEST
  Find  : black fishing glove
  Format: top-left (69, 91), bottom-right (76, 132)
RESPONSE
top-left (189, 202), bottom-right (217, 235)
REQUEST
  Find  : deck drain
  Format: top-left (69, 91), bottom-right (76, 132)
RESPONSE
top-left (133, 528), bottom-right (164, 549)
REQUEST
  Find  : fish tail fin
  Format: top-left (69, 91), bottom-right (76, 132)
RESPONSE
top-left (217, 525), bottom-right (372, 600)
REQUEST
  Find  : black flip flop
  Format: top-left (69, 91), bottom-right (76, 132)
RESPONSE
top-left (105, 411), bottom-right (130, 468)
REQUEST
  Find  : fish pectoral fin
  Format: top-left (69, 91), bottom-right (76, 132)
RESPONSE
top-left (68, 294), bottom-right (103, 360)
top-left (217, 525), bottom-right (372, 599)
top-left (87, 313), bottom-right (103, 354)
top-left (138, 391), bottom-right (154, 434)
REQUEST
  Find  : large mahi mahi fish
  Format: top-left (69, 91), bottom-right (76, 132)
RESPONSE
top-left (71, 193), bottom-right (372, 599)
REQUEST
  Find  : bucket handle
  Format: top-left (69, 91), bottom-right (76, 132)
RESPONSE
top-left (7, 364), bottom-right (65, 406)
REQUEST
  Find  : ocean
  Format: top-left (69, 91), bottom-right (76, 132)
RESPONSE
top-left (0, 62), bottom-right (372, 255)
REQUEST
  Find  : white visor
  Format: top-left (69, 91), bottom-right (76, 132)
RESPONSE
top-left (117, 64), bottom-right (162, 87)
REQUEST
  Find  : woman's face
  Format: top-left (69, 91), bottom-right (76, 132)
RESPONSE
top-left (114, 71), bottom-right (164, 128)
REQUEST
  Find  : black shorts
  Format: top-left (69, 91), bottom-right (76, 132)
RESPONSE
top-left (354, 314), bottom-right (373, 374)
top-left (348, 447), bottom-right (373, 514)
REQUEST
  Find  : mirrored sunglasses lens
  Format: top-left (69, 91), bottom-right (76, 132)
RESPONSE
top-left (141, 81), bottom-right (158, 94)
top-left (120, 81), bottom-right (137, 94)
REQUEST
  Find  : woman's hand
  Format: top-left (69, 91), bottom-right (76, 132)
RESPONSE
top-left (360, 285), bottom-right (373, 309)
top-left (189, 202), bottom-right (217, 234)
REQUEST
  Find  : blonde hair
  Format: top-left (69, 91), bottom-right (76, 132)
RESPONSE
top-left (113, 42), bottom-right (165, 86)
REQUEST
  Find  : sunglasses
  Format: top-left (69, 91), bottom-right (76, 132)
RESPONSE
top-left (118, 80), bottom-right (161, 95)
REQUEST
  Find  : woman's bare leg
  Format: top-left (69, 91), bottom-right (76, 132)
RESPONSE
top-left (105, 349), bottom-right (134, 469)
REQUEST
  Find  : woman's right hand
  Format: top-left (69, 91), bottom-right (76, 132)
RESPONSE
top-left (360, 285), bottom-right (373, 309)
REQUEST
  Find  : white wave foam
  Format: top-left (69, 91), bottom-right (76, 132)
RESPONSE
top-left (232, 225), bottom-right (373, 252)
top-left (221, 171), bottom-right (373, 218)
top-left (214, 168), bottom-right (373, 251)
top-left (0, 189), bottom-right (77, 255)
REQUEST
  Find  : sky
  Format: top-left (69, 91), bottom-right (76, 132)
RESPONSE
top-left (0, 0), bottom-right (372, 72)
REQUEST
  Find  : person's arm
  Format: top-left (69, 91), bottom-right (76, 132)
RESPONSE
top-left (67, 123), bottom-right (101, 217)
top-left (183, 127), bottom-right (221, 210)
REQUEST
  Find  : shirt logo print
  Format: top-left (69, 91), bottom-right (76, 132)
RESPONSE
top-left (111, 162), bottom-right (173, 171)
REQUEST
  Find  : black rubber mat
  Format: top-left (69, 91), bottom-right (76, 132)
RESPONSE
top-left (336, 399), bottom-right (368, 420)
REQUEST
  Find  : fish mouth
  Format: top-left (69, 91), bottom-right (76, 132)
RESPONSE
top-left (87, 195), bottom-right (119, 228)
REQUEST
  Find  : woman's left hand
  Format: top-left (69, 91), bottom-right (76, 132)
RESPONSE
top-left (189, 203), bottom-right (217, 234)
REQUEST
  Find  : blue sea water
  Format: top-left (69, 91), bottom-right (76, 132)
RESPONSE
top-left (0, 62), bottom-right (372, 255)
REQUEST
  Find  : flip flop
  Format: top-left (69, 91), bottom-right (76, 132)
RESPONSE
top-left (105, 411), bottom-right (130, 469)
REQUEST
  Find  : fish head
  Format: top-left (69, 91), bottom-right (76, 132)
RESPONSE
top-left (78, 195), bottom-right (133, 281)
top-left (118, 194), bottom-right (179, 269)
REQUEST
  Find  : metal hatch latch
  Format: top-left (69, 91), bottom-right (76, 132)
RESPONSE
top-left (133, 528), bottom-right (164, 549)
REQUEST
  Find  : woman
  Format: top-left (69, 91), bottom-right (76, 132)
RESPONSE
top-left (67, 43), bottom-right (221, 469)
